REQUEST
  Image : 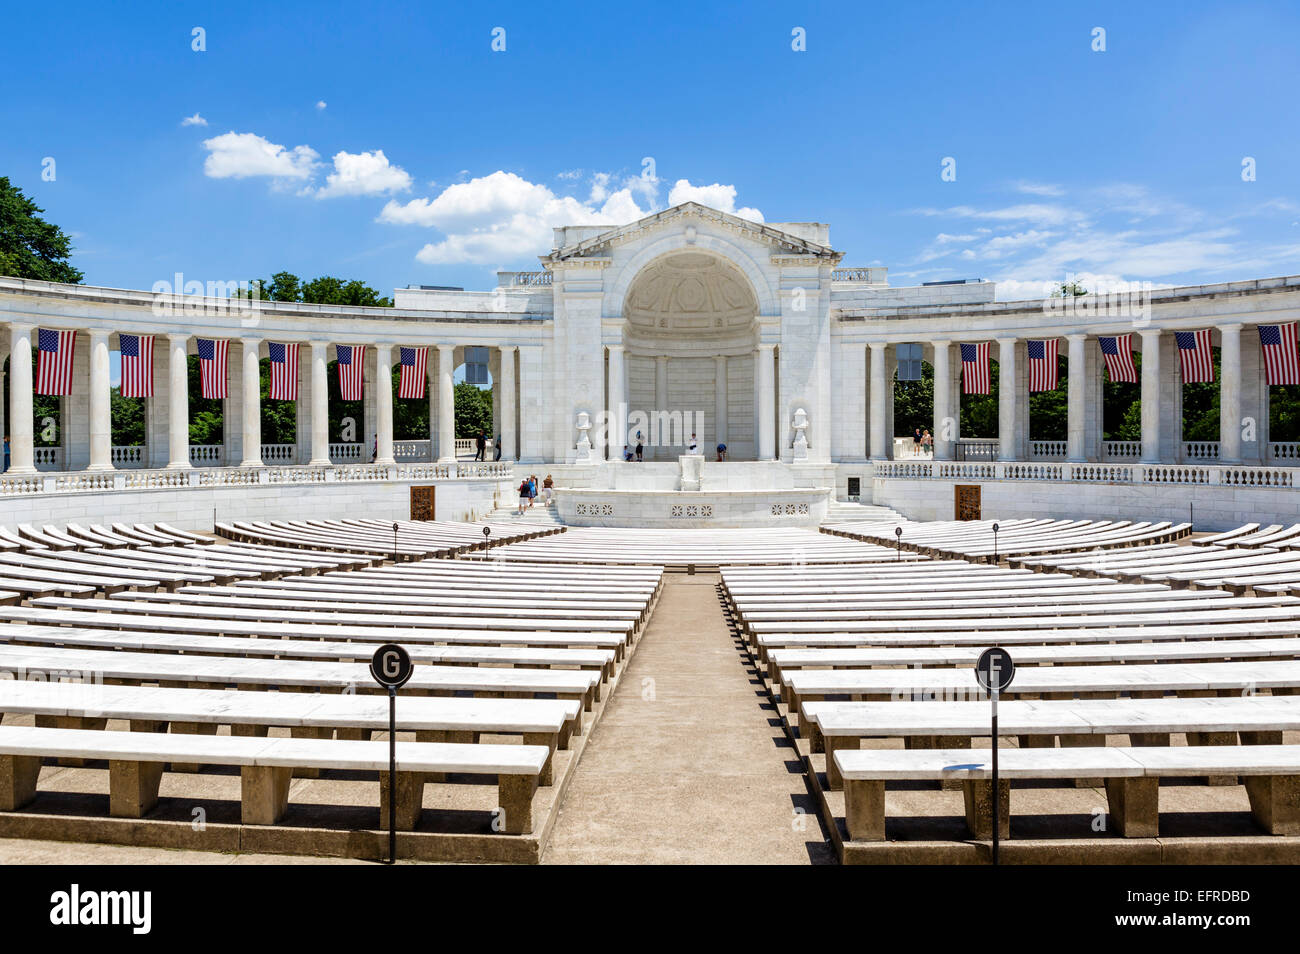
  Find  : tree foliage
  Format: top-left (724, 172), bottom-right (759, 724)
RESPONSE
top-left (0, 177), bottom-right (84, 284)
top-left (455, 381), bottom-right (492, 439)
top-left (238, 271), bottom-right (392, 307)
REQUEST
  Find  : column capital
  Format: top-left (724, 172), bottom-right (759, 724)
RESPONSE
top-left (1220, 322), bottom-right (1244, 333)
top-left (1139, 328), bottom-right (1162, 343)
top-left (89, 328), bottom-right (111, 342)
top-left (1066, 332), bottom-right (1087, 342)
top-left (7, 321), bottom-right (35, 334)
top-left (868, 341), bottom-right (887, 352)
top-left (995, 335), bottom-right (1018, 346)
top-left (167, 332), bottom-right (190, 344)
top-left (436, 342), bottom-right (455, 353)
top-left (241, 335), bottom-right (262, 346)
top-left (758, 342), bottom-right (777, 353)
top-left (607, 342), bottom-right (625, 355)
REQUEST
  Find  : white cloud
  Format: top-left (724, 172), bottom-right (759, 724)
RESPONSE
top-left (1012, 180), bottom-right (1064, 197)
top-left (312, 149), bottom-right (412, 198)
top-left (666, 179), bottom-right (763, 222)
top-left (202, 131), bottom-right (319, 180)
top-left (181, 113), bottom-right (208, 127)
top-left (316, 101), bottom-right (327, 111)
top-left (379, 170), bottom-right (758, 265)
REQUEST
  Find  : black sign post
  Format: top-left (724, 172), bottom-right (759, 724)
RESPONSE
top-left (894, 526), bottom-right (902, 561)
top-left (370, 643), bottom-right (413, 865)
top-left (991, 522), bottom-right (1000, 563)
top-left (975, 647), bottom-right (1015, 866)
top-left (392, 521), bottom-right (399, 562)
top-left (483, 525), bottom-right (492, 546)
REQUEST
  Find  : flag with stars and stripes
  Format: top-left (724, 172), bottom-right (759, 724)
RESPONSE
top-left (1176, 329), bottom-right (1215, 383)
top-left (336, 344), bottom-right (365, 401)
top-left (118, 333), bottom-right (154, 398)
top-left (197, 338), bottom-right (228, 399)
top-left (960, 342), bottom-right (990, 394)
top-left (1098, 334), bottom-right (1137, 383)
top-left (36, 329), bottom-right (77, 395)
top-left (1259, 323), bottom-right (1300, 386)
top-left (1027, 338), bottom-right (1058, 392)
top-left (268, 342), bottom-right (299, 401)
top-left (398, 346), bottom-right (427, 399)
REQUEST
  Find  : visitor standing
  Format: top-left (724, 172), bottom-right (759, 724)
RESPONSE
top-left (921, 429), bottom-right (933, 456)
top-left (2, 435), bottom-right (8, 473)
top-left (494, 434), bottom-right (503, 461)
top-left (688, 433), bottom-right (699, 454)
top-left (635, 431), bottom-right (644, 462)
top-left (516, 477), bottom-right (530, 514)
top-left (543, 474), bottom-right (554, 505)
top-left (475, 431), bottom-right (486, 461)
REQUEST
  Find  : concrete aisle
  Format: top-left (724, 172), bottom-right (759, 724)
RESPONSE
top-left (543, 573), bottom-right (834, 864)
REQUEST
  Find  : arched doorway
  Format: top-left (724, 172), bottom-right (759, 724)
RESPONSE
top-left (620, 251), bottom-right (761, 460)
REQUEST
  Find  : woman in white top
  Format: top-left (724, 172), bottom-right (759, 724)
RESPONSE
top-left (688, 433), bottom-right (699, 454)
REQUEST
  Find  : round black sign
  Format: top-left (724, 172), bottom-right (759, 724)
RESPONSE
top-left (975, 647), bottom-right (1015, 692)
top-left (483, 526), bottom-right (492, 538)
top-left (894, 526), bottom-right (902, 537)
top-left (370, 644), bottom-right (413, 689)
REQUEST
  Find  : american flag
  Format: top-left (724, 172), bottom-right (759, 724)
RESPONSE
top-left (398, 346), bottom-right (427, 399)
top-left (1099, 334), bottom-right (1137, 383)
top-left (1027, 338), bottom-right (1058, 392)
top-left (197, 338), bottom-right (228, 399)
top-left (268, 342), bottom-right (299, 401)
top-left (36, 329), bottom-right (77, 395)
top-left (960, 342), bottom-right (990, 394)
top-left (118, 333), bottom-right (154, 398)
top-left (336, 344), bottom-right (365, 401)
top-left (1259, 323), bottom-right (1300, 386)
top-left (1176, 329), bottom-right (1215, 383)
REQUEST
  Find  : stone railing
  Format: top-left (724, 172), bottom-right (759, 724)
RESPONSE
top-left (261, 443), bottom-right (296, 462)
top-left (1270, 442), bottom-right (1300, 462)
top-left (189, 444), bottom-right (223, 466)
top-left (873, 459), bottom-right (1294, 488)
top-left (111, 445), bottom-right (145, 468)
top-left (1029, 440), bottom-right (1067, 459)
top-left (395, 440), bottom-right (432, 461)
top-left (497, 271), bottom-right (553, 287)
top-left (34, 447), bottom-right (63, 471)
top-left (1182, 441), bottom-right (1220, 461)
top-left (832, 266), bottom-right (888, 283)
top-left (1102, 440), bottom-right (1141, 459)
top-left (0, 460), bottom-right (514, 498)
top-left (330, 442), bottom-right (364, 462)
top-left (955, 439), bottom-right (998, 461)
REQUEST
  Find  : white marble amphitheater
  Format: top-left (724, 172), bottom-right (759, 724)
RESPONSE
top-left (1, 202), bottom-right (1300, 865)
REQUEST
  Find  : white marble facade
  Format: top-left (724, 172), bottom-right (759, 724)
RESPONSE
top-left (3, 202), bottom-right (1300, 523)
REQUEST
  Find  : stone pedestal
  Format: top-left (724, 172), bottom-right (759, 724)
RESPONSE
top-left (679, 454), bottom-right (704, 491)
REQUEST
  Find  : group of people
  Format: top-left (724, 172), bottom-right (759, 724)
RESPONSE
top-left (516, 473), bottom-right (553, 513)
top-left (621, 432), bottom-right (728, 462)
top-left (474, 431), bottom-right (503, 462)
top-left (911, 426), bottom-right (934, 456)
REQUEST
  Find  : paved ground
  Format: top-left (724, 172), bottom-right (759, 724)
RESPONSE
top-left (543, 572), bottom-right (835, 864)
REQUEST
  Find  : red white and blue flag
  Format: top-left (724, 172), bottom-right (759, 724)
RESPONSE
top-left (197, 338), bottom-right (228, 399)
top-left (118, 333), bottom-right (154, 398)
top-left (1176, 329), bottom-right (1215, 383)
top-left (336, 344), bottom-right (365, 401)
top-left (1098, 334), bottom-right (1137, 383)
top-left (36, 329), bottom-right (77, 395)
top-left (398, 346), bottom-right (427, 399)
top-left (1259, 322), bottom-right (1300, 386)
top-left (1027, 338), bottom-right (1058, 392)
top-left (960, 342), bottom-right (990, 394)
top-left (268, 342), bottom-right (299, 401)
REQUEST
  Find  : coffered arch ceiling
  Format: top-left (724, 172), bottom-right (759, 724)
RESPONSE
top-left (623, 252), bottom-right (759, 341)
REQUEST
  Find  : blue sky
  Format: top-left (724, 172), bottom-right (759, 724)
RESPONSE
top-left (3, 0), bottom-right (1298, 308)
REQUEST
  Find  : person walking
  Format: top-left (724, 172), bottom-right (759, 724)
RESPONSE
top-left (371, 435), bottom-right (377, 462)
top-left (2, 435), bottom-right (9, 473)
top-left (516, 476), bottom-right (530, 515)
top-left (493, 434), bottom-right (503, 461)
top-left (635, 431), bottom-right (644, 462)
top-left (527, 474), bottom-right (538, 508)
top-left (912, 427), bottom-right (922, 458)
top-left (543, 474), bottom-right (554, 505)
top-left (921, 429), bottom-right (933, 456)
top-left (474, 430), bottom-right (486, 461)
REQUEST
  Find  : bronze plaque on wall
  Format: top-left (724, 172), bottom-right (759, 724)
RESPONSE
top-left (410, 486), bottom-right (436, 521)
top-left (954, 484), bottom-right (981, 521)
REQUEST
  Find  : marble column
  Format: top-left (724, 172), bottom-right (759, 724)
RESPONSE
top-left (868, 342), bottom-right (887, 459)
top-left (7, 324), bottom-right (35, 473)
top-left (1140, 330), bottom-right (1162, 463)
top-left (713, 354), bottom-right (727, 451)
top-left (375, 344), bottom-right (395, 465)
top-left (608, 344), bottom-right (627, 460)
top-left (931, 341), bottom-right (952, 460)
top-left (654, 355), bottom-right (668, 458)
top-left (166, 334), bottom-right (191, 468)
top-left (240, 338), bottom-right (263, 467)
top-left (1219, 323), bottom-right (1242, 463)
top-left (308, 341), bottom-right (330, 465)
top-left (499, 346), bottom-right (516, 461)
top-left (87, 330), bottom-right (112, 471)
top-left (997, 337), bottom-right (1017, 461)
top-left (437, 344), bottom-right (455, 462)
top-left (757, 343), bottom-right (776, 460)
top-left (1066, 334), bottom-right (1086, 461)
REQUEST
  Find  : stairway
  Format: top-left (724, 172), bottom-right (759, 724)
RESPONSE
top-left (482, 502), bottom-right (567, 527)
top-left (821, 499), bottom-right (906, 526)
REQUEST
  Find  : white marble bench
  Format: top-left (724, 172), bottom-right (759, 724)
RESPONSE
top-left (0, 725), bottom-right (548, 833)
top-left (835, 744), bottom-right (1300, 841)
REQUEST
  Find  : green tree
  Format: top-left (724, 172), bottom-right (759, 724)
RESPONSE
top-left (239, 272), bottom-right (392, 307)
top-left (0, 177), bottom-right (83, 283)
top-left (454, 381), bottom-right (492, 439)
top-left (187, 354), bottom-right (224, 444)
top-left (1027, 355), bottom-right (1069, 441)
top-left (893, 363), bottom-right (933, 437)
top-left (110, 390), bottom-right (146, 445)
